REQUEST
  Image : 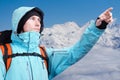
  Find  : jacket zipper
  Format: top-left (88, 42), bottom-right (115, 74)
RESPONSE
top-left (28, 33), bottom-right (33, 80)
top-left (27, 62), bottom-right (32, 80)
top-left (42, 60), bottom-right (45, 69)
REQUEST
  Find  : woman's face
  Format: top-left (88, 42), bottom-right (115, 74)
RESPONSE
top-left (23, 15), bottom-right (41, 32)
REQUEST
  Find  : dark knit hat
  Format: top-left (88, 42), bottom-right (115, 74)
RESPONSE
top-left (17, 7), bottom-right (44, 34)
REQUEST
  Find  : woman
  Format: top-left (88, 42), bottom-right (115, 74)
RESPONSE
top-left (0, 6), bottom-right (113, 80)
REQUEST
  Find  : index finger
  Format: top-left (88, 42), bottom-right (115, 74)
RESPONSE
top-left (105, 7), bottom-right (113, 13)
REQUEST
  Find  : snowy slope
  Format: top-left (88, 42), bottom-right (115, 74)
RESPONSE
top-left (54, 46), bottom-right (120, 80)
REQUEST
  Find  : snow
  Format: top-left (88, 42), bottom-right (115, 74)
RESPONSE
top-left (53, 46), bottom-right (120, 80)
top-left (40, 20), bottom-right (120, 80)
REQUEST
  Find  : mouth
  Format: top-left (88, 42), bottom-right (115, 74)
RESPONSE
top-left (33, 28), bottom-right (40, 32)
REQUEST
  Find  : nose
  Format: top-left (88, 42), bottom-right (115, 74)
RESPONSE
top-left (35, 19), bottom-right (41, 28)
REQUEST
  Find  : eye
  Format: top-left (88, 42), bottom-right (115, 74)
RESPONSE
top-left (30, 16), bottom-right (35, 20)
top-left (37, 17), bottom-right (41, 22)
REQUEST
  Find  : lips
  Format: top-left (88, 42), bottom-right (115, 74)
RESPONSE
top-left (33, 28), bottom-right (40, 32)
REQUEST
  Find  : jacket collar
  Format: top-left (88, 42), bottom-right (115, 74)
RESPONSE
top-left (11, 31), bottom-right (40, 48)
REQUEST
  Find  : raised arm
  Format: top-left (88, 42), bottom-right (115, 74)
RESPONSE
top-left (48, 7), bottom-right (113, 79)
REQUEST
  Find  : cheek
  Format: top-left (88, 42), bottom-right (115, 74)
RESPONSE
top-left (23, 24), bottom-right (31, 32)
top-left (23, 23), bottom-right (32, 32)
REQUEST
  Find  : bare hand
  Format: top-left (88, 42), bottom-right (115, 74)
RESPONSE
top-left (96, 7), bottom-right (113, 26)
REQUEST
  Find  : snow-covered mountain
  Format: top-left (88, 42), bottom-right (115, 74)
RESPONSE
top-left (40, 20), bottom-right (120, 49)
top-left (98, 23), bottom-right (120, 49)
top-left (40, 21), bottom-right (82, 48)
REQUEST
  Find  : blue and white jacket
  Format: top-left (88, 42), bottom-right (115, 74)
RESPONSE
top-left (0, 6), bottom-right (105, 80)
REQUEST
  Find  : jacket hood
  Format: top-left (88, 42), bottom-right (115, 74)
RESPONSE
top-left (12, 6), bottom-right (35, 33)
top-left (12, 6), bottom-right (44, 33)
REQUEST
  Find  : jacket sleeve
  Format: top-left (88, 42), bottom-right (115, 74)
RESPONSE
top-left (48, 21), bottom-right (105, 79)
top-left (0, 50), bottom-right (6, 80)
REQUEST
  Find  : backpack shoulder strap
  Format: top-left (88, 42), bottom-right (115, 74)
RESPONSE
top-left (0, 44), bottom-right (48, 72)
top-left (0, 43), bottom-right (12, 71)
top-left (39, 46), bottom-right (48, 70)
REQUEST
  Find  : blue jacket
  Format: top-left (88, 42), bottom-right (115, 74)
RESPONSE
top-left (0, 6), bottom-right (105, 80)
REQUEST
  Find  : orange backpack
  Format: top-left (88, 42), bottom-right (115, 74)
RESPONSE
top-left (0, 43), bottom-right (48, 71)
